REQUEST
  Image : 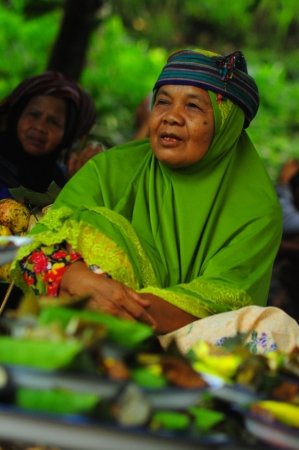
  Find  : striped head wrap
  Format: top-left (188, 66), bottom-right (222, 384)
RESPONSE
top-left (153, 49), bottom-right (259, 128)
top-left (0, 71), bottom-right (96, 149)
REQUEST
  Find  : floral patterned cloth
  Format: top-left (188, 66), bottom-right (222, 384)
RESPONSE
top-left (215, 330), bottom-right (278, 354)
top-left (158, 305), bottom-right (299, 355)
top-left (20, 244), bottom-right (83, 297)
top-left (17, 241), bottom-right (109, 297)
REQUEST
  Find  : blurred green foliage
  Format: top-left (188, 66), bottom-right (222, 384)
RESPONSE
top-left (2, 0), bottom-right (299, 180)
top-left (82, 16), bottom-right (167, 146)
top-left (245, 49), bottom-right (299, 180)
top-left (0, 4), bottom-right (60, 93)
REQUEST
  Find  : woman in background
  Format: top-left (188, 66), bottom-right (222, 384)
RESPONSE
top-left (0, 71), bottom-right (100, 201)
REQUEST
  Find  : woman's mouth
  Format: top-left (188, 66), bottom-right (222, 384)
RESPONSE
top-left (22, 135), bottom-right (47, 155)
top-left (26, 135), bottom-right (46, 147)
top-left (160, 133), bottom-right (182, 145)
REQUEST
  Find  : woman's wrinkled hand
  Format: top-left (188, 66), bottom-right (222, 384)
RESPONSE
top-left (59, 261), bottom-right (157, 329)
top-left (67, 143), bottom-right (104, 179)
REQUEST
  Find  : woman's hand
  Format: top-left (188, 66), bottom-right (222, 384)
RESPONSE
top-left (59, 261), bottom-right (157, 329)
top-left (67, 143), bottom-right (103, 179)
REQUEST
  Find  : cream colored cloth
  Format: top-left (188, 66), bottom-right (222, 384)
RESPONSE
top-left (158, 306), bottom-right (299, 355)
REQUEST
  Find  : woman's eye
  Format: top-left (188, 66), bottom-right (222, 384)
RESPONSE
top-left (156, 99), bottom-right (168, 105)
top-left (188, 103), bottom-right (200, 109)
top-left (50, 117), bottom-right (63, 127)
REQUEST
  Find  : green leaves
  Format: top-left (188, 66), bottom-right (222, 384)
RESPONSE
top-left (0, 5), bottom-right (60, 97)
top-left (2, 1), bottom-right (299, 178)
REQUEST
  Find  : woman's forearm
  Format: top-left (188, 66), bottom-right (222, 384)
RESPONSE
top-left (140, 293), bottom-right (198, 335)
top-left (60, 264), bottom-right (197, 334)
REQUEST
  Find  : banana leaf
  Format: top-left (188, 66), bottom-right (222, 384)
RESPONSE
top-left (38, 306), bottom-right (154, 349)
top-left (188, 406), bottom-right (225, 432)
top-left (9, 181), bottom-right (61, 208)
top-left (131, 366), bottom-right (167, 389)
top-left (16, 387), bottom-right (100, 416)
top-left (150, 411), bottom-right (191, 431)
top-left (0, 337), bottom-right (94, 371)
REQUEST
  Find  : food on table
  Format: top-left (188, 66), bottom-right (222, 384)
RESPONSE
top-left (250, 400), bottom-right (299, 428)
top-left (0, 199), bottom-right (30, 281)
top-left (0, 199), bottom-right (30, 235)
top-left (1, 295), bottom-right (299, 446)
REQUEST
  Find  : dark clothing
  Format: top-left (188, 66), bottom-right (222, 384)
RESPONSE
top-left (0, 132), bottom-right (67, 197)
top-left (268, 183), bottom-right (299, 322)
top-left (276, 184), bottom-right (299, 235)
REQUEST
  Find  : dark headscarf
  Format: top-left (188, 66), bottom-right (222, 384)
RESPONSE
top-left (0, 71), bottom-right (96, 192)
top-left (153, 49), bottom-right (259, 128)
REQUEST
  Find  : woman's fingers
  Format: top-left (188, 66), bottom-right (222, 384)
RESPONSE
top-left (67, 153), bottom-right (77, 178)
top-left (60, 262), bottom-right (156, 328)
top-left (122, 285), bottom-right (151, 306)
top-left (89, 279), bottom-right (157, 328)
top-left (87, 295), bottom-right (156, 329)
top-left (77, 143), bottom-right (103, 166)
top-left (87, 297), bottom-right (141, 321)
top-left (67, 143), bottom-right (104, 178)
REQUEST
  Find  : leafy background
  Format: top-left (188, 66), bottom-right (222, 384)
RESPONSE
top-left (1, 0), bottom-right (299, 180)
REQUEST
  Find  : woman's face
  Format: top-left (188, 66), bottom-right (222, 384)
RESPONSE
top-left (149, 85), bottom-right (214, 168)
top-left (17, 95), bottom-right (67, 156)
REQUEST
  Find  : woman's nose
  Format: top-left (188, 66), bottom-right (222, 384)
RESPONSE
top-left (162, 106), bottom-right (184, 125)
top-left (34, 116), bottom-right (47, 132)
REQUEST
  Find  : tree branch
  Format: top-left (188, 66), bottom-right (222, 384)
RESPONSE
top-left (47, 0), bottom-right (103, 80)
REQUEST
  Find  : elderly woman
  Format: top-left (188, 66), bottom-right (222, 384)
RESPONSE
top-left (12, 49), bottom-right (297, 355)
top-left (0, 71), bottom-right (98, 201)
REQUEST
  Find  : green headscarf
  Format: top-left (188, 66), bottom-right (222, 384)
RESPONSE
top-left (12, 89), bottom-right (282, 318)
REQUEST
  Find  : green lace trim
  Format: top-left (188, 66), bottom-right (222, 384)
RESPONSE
top-left (17, 221), bottom-right (139, 289)
top-left (218, 99), bottom-right (233, 129)
top-left (180, 278), bottom-right (253, 310)
top-left (12, 205), bottom-right (158, 290)
top-left (138, 286), bottom-right (215, 319)
top-left (39, 206), bottom-right (74, 231)
top-left (40, 205), bottom-right (158, 288)
top-left (67, 220), bottom-right (139, 289)
top-left (85, 206), bottom-right (158, 289)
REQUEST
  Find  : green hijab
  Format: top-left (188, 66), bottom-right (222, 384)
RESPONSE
top-left (12, 91), bottom-right (282, 318)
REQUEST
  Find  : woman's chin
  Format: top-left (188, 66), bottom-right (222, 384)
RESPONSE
top-left (23, 145), bottom-right (50, 157)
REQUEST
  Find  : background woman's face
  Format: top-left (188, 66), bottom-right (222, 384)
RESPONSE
top-left (17, 95), bottom-right (67, 156)
top-left (149, 85), bottom-right (214, 168)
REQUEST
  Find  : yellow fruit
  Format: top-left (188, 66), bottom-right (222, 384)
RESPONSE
top-left (0, 224), bottom-right (13, 280)
top-left (0, 224), bottom-right (12, 236)
top-left (191, 340), bottom-right (242, 379)
top-left (0, 262), bottom-right (12, 282)
top-left (251, 401), bottom-right (299, 428)
top-left (0, 199), bottom-right (30, 234)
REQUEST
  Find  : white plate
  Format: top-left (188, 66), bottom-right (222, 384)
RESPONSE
top-left (144, 385), bottom-right (207, 409)
top-left (0, 236), bottom-right (32, 266)
top-left (212, 383), bottom-right (263, 404)
top-left (5, 364), bottom-right (125, 399)
top-left (240, 409), bottom-right (299, 449)
top-left (6, 364), bottom-right (208, 410)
